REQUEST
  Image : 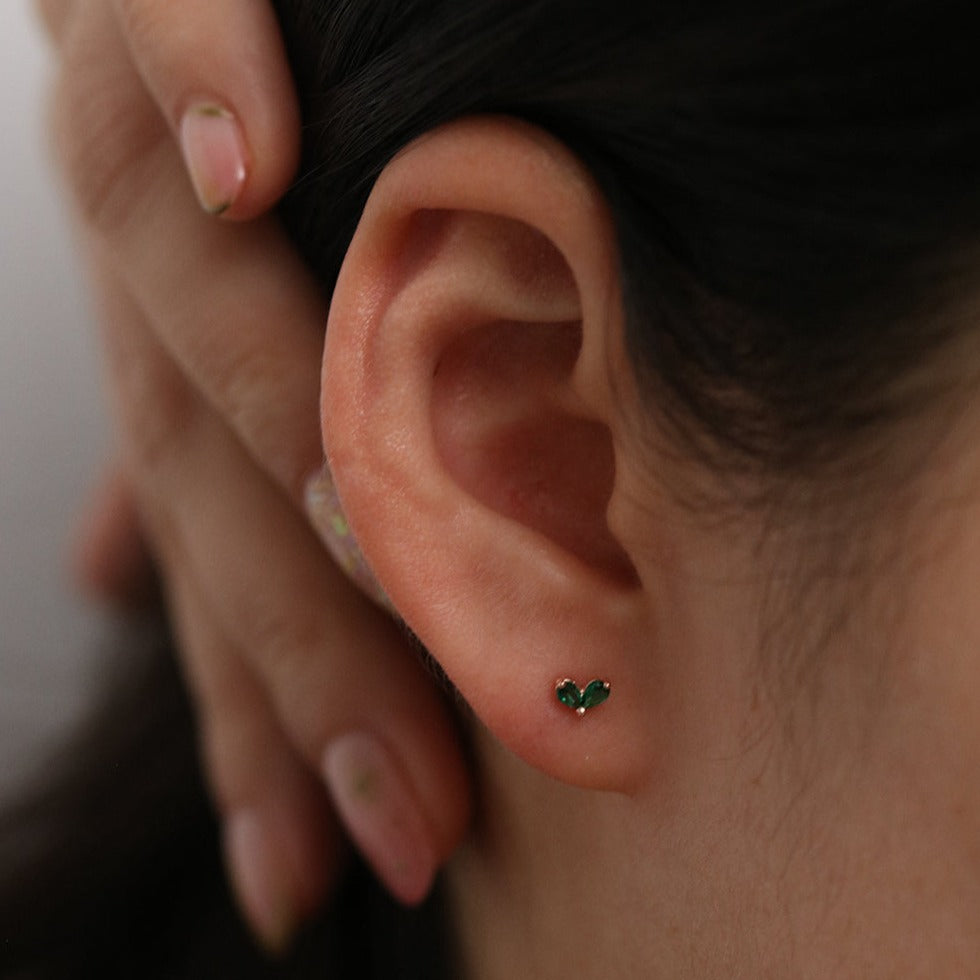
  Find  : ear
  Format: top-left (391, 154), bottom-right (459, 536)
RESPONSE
top-left (321, 117), bottom-right (655, 792)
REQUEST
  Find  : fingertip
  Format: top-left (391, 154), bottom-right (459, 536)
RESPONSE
top-left (174, 90), bottom-right (299, 222)
top-left (70, 470), bottom-right (157, 609)
top-left (226, 810), bottom-right (298, 953)
top-left (179, 103), bottom-right (249, 216)
top-left (321, 733), bottom-right (440, 907)
top-left (114, 0), bottom-right (301, 219)
top-left (178, 85), bottom-right (300, 222)
top-left (224, 799), bottom-right (335, 954)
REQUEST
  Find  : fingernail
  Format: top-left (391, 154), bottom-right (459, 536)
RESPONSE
top-left (322, 733), bottom-right (437, 906)
top-left (225, 809), bottom-right (300, 954)
top-left (304, 465), bottom-right (394, 612)
top-left (179, 103), bottom-right (248, 215)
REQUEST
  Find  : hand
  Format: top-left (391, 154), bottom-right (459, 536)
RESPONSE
top-left (40, 0), bottom-right (471, 950)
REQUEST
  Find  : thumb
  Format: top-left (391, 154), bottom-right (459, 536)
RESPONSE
top-left (111, 0), bottom-right (300, 218)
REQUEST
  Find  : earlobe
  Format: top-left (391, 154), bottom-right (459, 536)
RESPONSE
top-left (321, 118), bottom-right (654, 791)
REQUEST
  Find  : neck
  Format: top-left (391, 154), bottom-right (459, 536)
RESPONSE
top-left (442, 664), bottom-right (980, 980)
top-left (443, 723), bottom-right (708, 980)
top-left (441, 434), bottom-right (980, 979)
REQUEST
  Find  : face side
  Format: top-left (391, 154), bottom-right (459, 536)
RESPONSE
top-left (594, 322), bottom-right (980, 975)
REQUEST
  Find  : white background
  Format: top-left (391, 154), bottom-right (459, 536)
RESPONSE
top-left (0, 1), bottom-right (112, 792)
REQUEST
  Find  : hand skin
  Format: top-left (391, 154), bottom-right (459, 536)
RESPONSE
top-left (37, 0), bottom-right (471, 949)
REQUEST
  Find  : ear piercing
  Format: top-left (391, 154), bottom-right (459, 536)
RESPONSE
top-left (556, 678), bottom-right (610, 715)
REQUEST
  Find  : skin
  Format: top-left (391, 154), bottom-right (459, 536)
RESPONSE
top-left (321, 118), bottom-right (980, 977)
top-left (39, 0), bottom-right (470, 948)
top-left (445, 458), bottom-right (980, 978)
top-left (41, 1), bottom-right (980, 973)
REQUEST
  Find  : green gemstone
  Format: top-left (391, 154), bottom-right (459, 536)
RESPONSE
top-left (556, 679), bottom-right (583, 710)
top-left (582, 679), bottom-right (611, 709)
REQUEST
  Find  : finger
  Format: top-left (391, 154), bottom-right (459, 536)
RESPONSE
top-left (92, 268), bottom-right (338, 946)
top-left (167, 569), bottom-right (337, 952)
top-left (33, 0), bottom-right (74, 45)
top-left (111, 0), bottom-right (300, 218)
top-left (71, 463), bottom-right (158, 609)
top-left (96, 265), bottom-right (471, 905)
top-left (53, 8), bottom-right (325, 501)
top-left (170, 406), bottom-right (469, 905)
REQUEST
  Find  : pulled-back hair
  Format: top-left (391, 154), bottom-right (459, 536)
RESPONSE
top-left (3, 2), bottom-right (979, 975)
top-left (275, 0), bottom-right (980, 481)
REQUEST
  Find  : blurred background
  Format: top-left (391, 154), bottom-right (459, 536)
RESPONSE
top-left (0, 1), bottom-right (112, 794)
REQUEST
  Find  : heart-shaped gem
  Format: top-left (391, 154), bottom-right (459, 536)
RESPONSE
top-left (555, 678), bottom-right (611, 715)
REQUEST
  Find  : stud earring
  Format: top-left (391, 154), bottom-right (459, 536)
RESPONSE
top-left (555, 678), bottom-right (611, 715)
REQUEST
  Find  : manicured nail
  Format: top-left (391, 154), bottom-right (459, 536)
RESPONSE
top-left (225, 810), bottom-right (300, 954)
top-left (179, 103), bottom-right (248, 215)
top-left (322, 733), bottom-right (437, 906)
top-left (304, 465), bottom-right (393, 612)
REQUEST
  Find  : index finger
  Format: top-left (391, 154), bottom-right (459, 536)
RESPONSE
top-left (54, 0), bottom-right (325, 500)
top-left (112, 0), bottom-right (300, 218)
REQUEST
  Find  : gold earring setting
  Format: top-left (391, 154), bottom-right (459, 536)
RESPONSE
top-left (555, 678), bottom-right (610, 715)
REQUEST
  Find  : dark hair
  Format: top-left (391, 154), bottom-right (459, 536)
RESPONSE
top-left (275, 0), bottom-right (980, 483)
top-left (4, 1), bottom-right (979, 974)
